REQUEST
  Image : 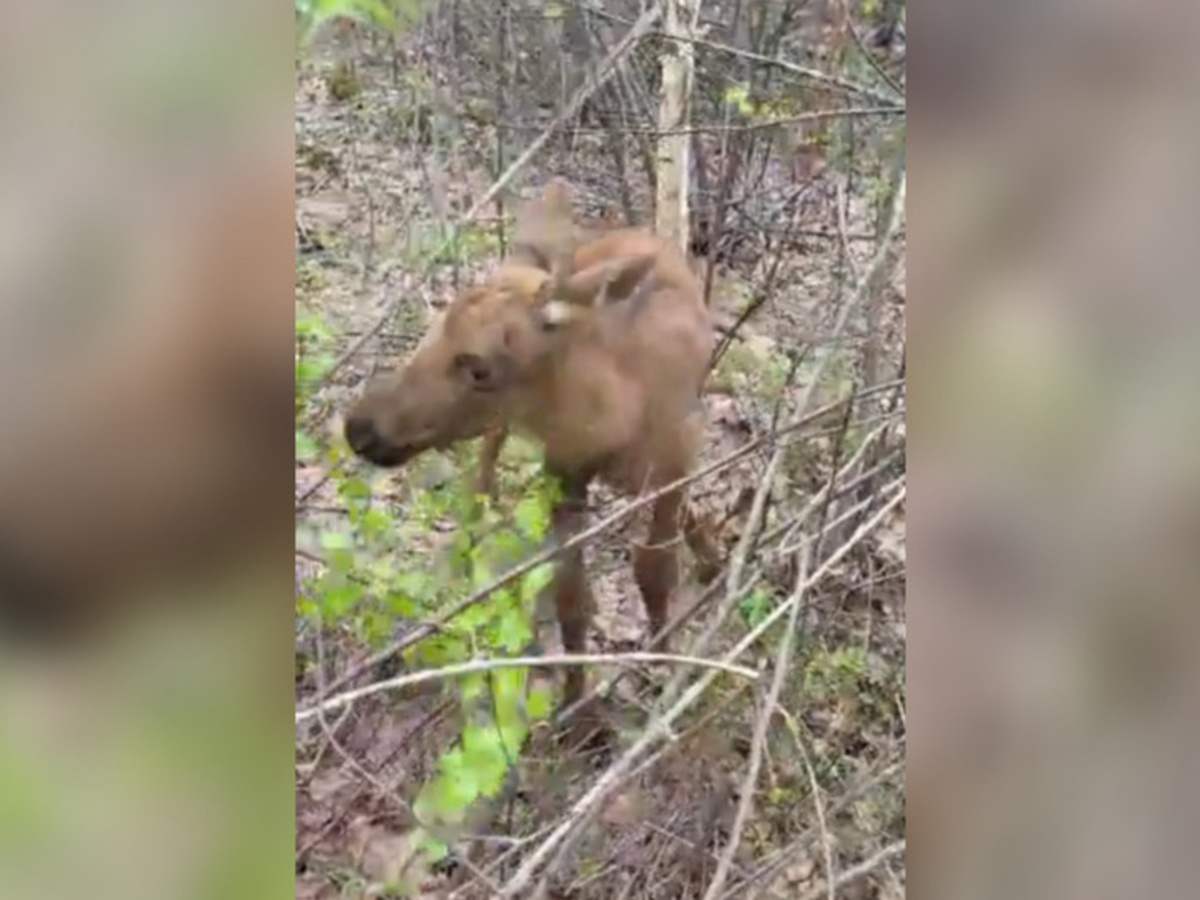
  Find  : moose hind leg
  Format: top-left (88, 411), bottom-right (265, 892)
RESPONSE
top-left (634, 490), bottom-right (683, 650)
top-left (683, 503), bottom-right (722, 585)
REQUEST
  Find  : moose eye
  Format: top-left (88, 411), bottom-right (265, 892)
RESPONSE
top-left (453, 353), bottom-right (496, 391)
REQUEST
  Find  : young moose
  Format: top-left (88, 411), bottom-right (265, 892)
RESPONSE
top-left (342, 179), bottom-right (719, 709)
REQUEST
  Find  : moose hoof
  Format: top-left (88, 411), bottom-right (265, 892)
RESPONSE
top-left (556, 694), bottom-right (614, 754)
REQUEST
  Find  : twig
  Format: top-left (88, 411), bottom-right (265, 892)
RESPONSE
top-left (315, 9), bottom-right (664, 393)
top-left (703, 543), bottom-right (811, 900)
top-left (723, 442), bottom-right (784, 598)
top-left (836, 0), bottom-right (904, 98)
top-left (452, 851), bottom-right (506, 898)
top-left (665, 176), bottom-right (907, 711)
top-left (460, 5), bottom-right (662, 224)
top-left (760, 419), bottom-right (899, 548)
top-left (495, 107), bottom-right (904, 137)
top-left (776, 706), bottom-right (836, 900)
top-left (649, 30), bottom-right (902, 106)
top-left (317, 288), bottom-right (396, 385)
top-left (497, 489), bottom-right (902, 896)
top-left (834, 178), bottom-right (858, 285)
top-left (781, 474), bottom-right (904, 556)
top-left (297, 652), bottom-right (759, 724)
top-left (843, 169), bottom-right (906, 326)
top-left (796, 840), bottom-right (905, 900)
top-left (536, 656), bottom-right (759, 894)
top-left (720, 758), bottom-right (903, 899)
top-left (302, 623), bottom-right (356, 776)
top-left (643, 401), bottom-right (894, 717)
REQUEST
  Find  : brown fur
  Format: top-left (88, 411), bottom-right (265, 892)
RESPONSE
top-left (344, 179), bottom-right (721, 708)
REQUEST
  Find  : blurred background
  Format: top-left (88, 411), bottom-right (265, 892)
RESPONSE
top-left (0, 1), bottom-right (294, 899)
top-left (909, 1), bottom-right (1200, 898)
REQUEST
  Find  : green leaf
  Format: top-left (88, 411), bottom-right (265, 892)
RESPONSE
top-left (460, 672), bottom-right (486, 704)
top-left (336, 475), bottom-right (372, 504)
top-left (415, 773), bottom-right (469, 825)
top-left (469, 557), bottom-right (495, 593)
top-left (361, 609), bottom-right (393, 645)
top-left (296, 429), bottom-right (319, 461)
top-left (491, 668), bottom-right (526, 734)
top-left (487, 528), bottom-right (525, 563)
top-left (383, 591), bottom-right (417, 618)
top-left (739, 587), bottom-right (773, 627)
top-left (434, 749), bottom-right (478, 811)
top-left (462, 725), bottom-right (507, 785)
top-left (322, 581), bottom-right (363, 617)
top-left (495, 609), bottom-right (532, 653)
top-left (324, 546), bottom-right (356, 575)
top-left (723, 84), bottom-right (755, 115)
top-left (527, 686), bottom-right (553, 722)
top-left (519, 563), bottom-right (554, 605)
top-left (394, 570), bottom-right (435, 602)
top-left (514, 494), bottom-right (548, 541)
top-left (359, 507), bottom-right (394, 541)
top-left (417, 829), bottom-right (449, 863)
top-left (320, 529), bottom-right (354, 552)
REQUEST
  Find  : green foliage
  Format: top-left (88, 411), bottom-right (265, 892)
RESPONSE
top-left (739, 587), bottom-right (774, 628)
top-left (296, 328), bottom-right (331, 452)
top-left (803, 645), bottom-right (869, 702)
top-left (803, 644), bottom-right (900, 719)
top-left (722, 82), bottom-right (802, 124)
top-left (714, 335), bottom-right (795, 407)
top-left (310, 441), bottom-right (560, 855)
top-left (404, 222), bottom-right (503, 270)
top-left (295, 311), bottom-right (335, 463)
top-left (296, 307), bottom-right (561, 867)
top-left (295, 0), bottom-right (425, 48)
top-left (723, 84), bottom-right (755, 117)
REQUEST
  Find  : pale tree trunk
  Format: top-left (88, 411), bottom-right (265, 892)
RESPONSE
top-left (655, 0), bottom-right (700, 252)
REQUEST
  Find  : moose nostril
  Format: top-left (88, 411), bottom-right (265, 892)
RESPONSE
top-left (344, 416), bottom-right (379, 456)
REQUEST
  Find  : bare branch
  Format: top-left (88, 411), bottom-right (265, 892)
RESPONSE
top-left (497, 487), bottom-right (903, 896)
top-left (462, 5), bottom-right (662, 224)
top-left (297, 652), bottom-right (761, 724)
top-left (651, 30), bottom-right (902, 106)
top-left (797, 840), bottom-right (905, 900)
top-left (703, 542), bottom-right (812, 900)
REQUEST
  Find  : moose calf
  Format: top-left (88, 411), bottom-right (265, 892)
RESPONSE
top-left (343, 179), bottom-right (720, 710)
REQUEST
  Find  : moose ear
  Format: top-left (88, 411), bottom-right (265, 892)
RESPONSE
top-left (512, 178), bottom-right (577, 271)
top-left (557, 253), bottom-right (656, 307)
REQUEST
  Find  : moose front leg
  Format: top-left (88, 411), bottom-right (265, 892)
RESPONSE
top-left (548, 470), bottom-right (594, 708)
top-left (476, 422), bottom-right (508, 502)
top-left (634, 488), bottom-right (685, 651)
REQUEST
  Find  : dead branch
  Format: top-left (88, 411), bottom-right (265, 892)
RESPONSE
top-left (703, 542), bottom-right (812, 900)
top-left (297, 652), bottom-right (760, 724)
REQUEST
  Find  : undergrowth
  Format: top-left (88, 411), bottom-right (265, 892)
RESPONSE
top-left (297, 286), bottom-right (569, 868)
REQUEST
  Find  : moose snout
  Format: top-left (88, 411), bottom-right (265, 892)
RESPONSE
top-left (343, 413), bottom-right (424, 467)
top-left (343, 413), bottom-right (382, 454)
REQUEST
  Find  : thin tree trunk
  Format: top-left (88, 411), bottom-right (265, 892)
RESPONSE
top-left (655, 0), bottom-right (699, 252)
